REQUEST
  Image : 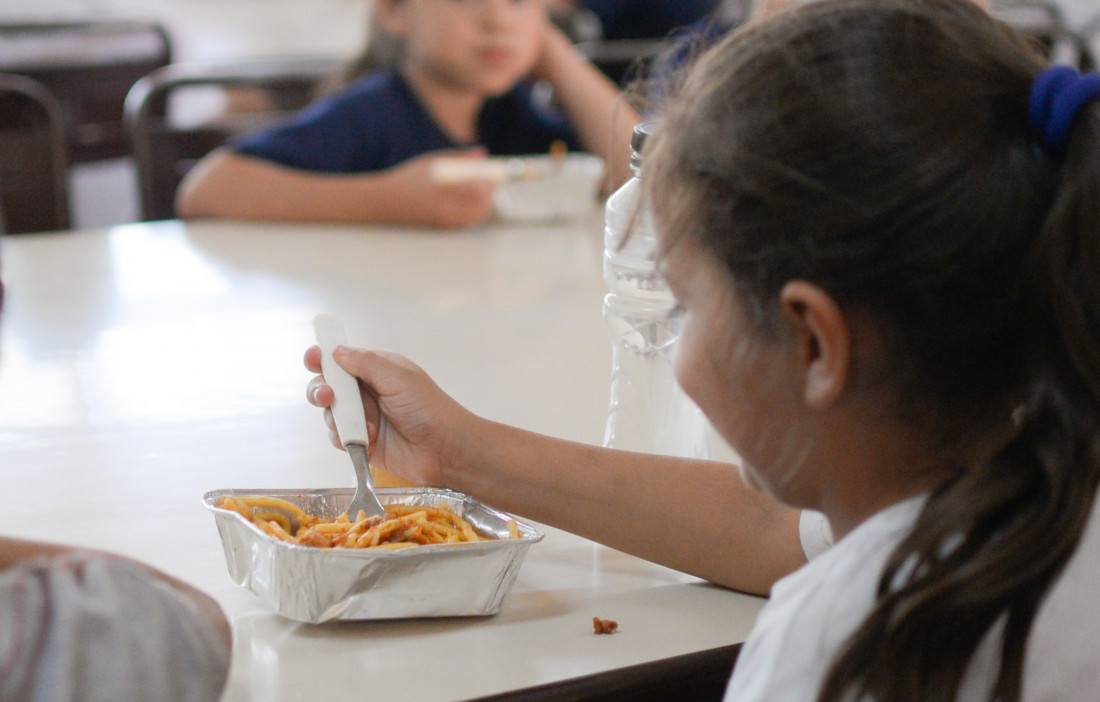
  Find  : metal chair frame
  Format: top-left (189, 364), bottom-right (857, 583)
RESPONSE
top-left (123, 56), bottom-right (342, 222)
top-left (0, 72), bottom-right (70, 233)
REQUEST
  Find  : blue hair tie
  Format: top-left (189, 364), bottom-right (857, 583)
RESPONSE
top-left (1028, 65), bottom-right (1100, 152)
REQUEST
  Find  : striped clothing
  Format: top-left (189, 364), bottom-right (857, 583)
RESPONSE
top-left (1, 552), bottom-right (229, 702)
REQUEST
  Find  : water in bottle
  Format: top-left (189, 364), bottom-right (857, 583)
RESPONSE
top-left (602, 123), bottom-right (711, 458)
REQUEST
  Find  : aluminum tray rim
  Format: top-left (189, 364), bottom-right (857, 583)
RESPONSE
top-left (202, 486), bottom-right (545, 556)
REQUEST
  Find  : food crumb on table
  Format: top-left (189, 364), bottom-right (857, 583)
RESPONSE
top-left (593, 617), bottom-right (618, 635)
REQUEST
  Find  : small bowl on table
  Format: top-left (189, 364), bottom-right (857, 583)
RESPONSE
top-left (493, 153), bottom-right (605, 223)
top-left (430, 153), bottom-right (605, 223)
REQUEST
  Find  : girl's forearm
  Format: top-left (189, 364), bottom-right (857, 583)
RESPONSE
top-left (176, 150), bottom-right (494, 227)
top-left (442, 418), bottom-right (805, 595)
top-left (176, 149), bottom-right (403, 223)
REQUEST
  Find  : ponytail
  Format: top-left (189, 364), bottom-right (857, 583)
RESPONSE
top-left (821, 85), bottom-right (1100, 702)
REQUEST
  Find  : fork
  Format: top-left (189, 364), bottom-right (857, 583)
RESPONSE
top-left (313, 314), bottom-right (386, 521)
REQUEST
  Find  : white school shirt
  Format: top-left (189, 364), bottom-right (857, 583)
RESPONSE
top-left (0, 552), bottom-right (230, 702)
top-left (799, 509), bottom-right (833, 560)
top-left (724, 493), bottom-right (1100, 701)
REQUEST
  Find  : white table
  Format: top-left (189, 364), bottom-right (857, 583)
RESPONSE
top-left (0, 218), bottom-right (763, 701)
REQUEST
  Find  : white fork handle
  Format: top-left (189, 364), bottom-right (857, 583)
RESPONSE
top-left (312, 314), bottom-right (369, 448)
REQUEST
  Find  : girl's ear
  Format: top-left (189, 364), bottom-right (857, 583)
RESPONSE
top-left (372, 0), bottom-right (410, 36)
top-left (778, 281), bottom-right (851, 408)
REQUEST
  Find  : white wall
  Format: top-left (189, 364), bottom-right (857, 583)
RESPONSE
top-left (1058, 0), bottom-right (1100, 27)
top-left (0, 0), bottom-right (371, 63)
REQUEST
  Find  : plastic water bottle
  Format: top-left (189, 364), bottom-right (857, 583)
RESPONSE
top-left (602, 123), bottom-right (711, 458)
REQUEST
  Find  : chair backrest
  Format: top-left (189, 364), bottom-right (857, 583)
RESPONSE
top-left (0, 72), bottom-right (70, 234)
top-left (123, 56), bottom-right (343, 222)
top-left (0, 21), bottom-right (172, 163)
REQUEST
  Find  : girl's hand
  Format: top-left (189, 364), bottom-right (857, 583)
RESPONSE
top-left (530, 22), bottom-right (575, 84)
top-left (305, 345), bottom-right (478, 487)
top-left (383, 148), bottom-right (498, 228)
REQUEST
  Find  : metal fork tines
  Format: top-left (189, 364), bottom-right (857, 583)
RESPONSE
top-left (346, 443), bottom-right (385, 520)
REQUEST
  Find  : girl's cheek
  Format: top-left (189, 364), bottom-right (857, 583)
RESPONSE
top-left (673, 325), bottom-right (709, 405)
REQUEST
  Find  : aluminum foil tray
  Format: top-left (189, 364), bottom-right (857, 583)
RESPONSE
top-left (203, 487), bottom-right (543, 623)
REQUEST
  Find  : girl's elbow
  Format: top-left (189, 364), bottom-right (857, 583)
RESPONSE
top-left (174, 148), bottom-right (245, 219)
top-left (173, 185), bottom-right (200, 219)
top-left (174, 182), bottom-right (219, 220)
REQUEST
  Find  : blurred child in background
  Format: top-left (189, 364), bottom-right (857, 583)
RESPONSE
top-left (177, 0), bottom-right (639, 228)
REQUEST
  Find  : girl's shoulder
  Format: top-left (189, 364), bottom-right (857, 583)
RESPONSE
top-left (724, 498), bottom-right (925, 701)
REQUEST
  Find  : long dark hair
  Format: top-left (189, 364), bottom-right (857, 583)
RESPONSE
top-left (315, 15), bottom-right (404, 97)
top-left (646, 1), bottom-right (1100, 700)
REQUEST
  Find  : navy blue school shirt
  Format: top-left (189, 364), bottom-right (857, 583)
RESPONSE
top-left (231, 71), bottom-right (584, 173)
